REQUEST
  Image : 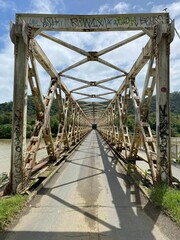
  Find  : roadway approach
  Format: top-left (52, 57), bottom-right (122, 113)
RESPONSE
top-left (1, 131), bottom-right (179, 240)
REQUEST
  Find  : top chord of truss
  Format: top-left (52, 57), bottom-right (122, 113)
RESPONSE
top-left (16, 13), bottom-right (169, 32)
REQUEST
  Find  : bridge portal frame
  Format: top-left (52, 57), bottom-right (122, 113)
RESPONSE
top-left (9, 13), bottom-right (174, 193)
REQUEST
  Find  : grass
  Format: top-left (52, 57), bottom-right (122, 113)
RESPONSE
top-left (150, 186), bottom-right (180, 223)
top-left (0, 194), bottom-right (27, 231)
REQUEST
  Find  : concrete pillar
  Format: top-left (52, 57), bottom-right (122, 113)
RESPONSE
top-left (10, 23), bottom-right (29, 193)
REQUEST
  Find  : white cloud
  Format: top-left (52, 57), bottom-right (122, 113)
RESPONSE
top-left (29, 0), bottom-right (65, 13)
top-left (151, 1), bottom-right (180, 94)
top-left (0, 0), bottom-right (16, 11)
top-left (151, 1), bottom-right (180, 19)
top-left (113, 2), bottom-right (130, 13)
top-left (99, 4), bottom-right (111, 14)
top-left (170, 59), bottom-right (180, 92)
top-left (98, 1), bottom-right (129, 14)
top-left (147, 2), bottom-right (154, 6)
top-left (0, 36), bottom-right (14, 103)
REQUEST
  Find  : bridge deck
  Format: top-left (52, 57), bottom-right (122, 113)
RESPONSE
top-left (2, 131), bottom-right (175, 240)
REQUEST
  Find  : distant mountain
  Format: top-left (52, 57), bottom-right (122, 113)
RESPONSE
top-left (1, 91), bottom-right (180, 115)
top-left (151, 91), bottom-right (180, 114)
top-left (0, 92), bottom-right (180, 138)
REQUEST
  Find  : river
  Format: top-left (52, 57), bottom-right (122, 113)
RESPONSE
top-left (0, 139), bottom-right (11, 174)
top-left (0, 139), bottom-right (47, 175)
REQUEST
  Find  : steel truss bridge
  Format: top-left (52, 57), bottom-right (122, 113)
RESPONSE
top-left (9, 12), bottom-right (175, 193)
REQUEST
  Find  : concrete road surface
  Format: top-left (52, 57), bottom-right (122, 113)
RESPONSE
top-left (1, 131), bottom-right (179, 240)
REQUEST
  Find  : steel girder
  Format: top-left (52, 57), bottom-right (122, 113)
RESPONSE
top-left (9, 13), bottom-right (174, 193)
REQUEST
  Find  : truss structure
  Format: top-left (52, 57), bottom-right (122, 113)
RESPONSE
top-left (9, 13), bottom-right (174, 193)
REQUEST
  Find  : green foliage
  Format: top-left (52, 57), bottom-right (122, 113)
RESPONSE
top-left (0, 101), bottom-right (12, 113)
top-left (0, 96), bottom-right (59, 138)
top-left (50, 99), bottom-right (58, 115)
top-left (0, 194), bottom-right (27, 230)
top-left (149, 113), bottom-right (156, 134)
top-left (50, 115), bottom-right (59, 137)
top-left (150, 186), bottom-right (180, 223)
top-left (170, 91), bottom-right (180, 114)
top-left (171, 113), bottom-right (180, 137)
top-left (26, 124), bottom-right (34, 138)
top-left (0, 124), bottom-right (11, 139)
top-left (127, 114), bottom-right (135, 133)
top-left (0, 113), bottom-right (12, 125)
top-left (150, 91), bottom-right (180, 114)
top-left (0, 92), bottom-right (180, 138)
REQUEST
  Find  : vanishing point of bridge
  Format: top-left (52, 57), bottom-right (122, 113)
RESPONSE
top-left (9, 12), bottom-right (175, 193)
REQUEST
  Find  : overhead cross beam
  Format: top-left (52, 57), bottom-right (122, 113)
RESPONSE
top-left (16, 13), bottom-right (169, 32)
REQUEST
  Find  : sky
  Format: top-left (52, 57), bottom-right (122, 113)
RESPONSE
top-left (0, 0), bottom-right (180, 103)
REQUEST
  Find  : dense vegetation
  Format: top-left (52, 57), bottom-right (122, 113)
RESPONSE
top-left (150, 185), bottom-right (180, 223)
top-left (0, 92), bottom-right (180, 138)
top-left (0, 96), bottom-right (59, 138)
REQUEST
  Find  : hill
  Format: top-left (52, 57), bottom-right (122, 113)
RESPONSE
top-left (0, 92), bottom-right (180, 138)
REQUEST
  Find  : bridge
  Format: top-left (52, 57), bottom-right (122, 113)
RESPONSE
top-left (8, 12), bottom-right (175, 195)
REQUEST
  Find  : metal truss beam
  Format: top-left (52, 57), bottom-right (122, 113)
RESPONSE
top-left (9, 12), bottom-right (174, 193)
top-left (16, 13), bottom-right (169, 32)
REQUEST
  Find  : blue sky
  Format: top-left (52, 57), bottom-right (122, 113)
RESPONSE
top-left (0, 0), bottom-right (180, 103)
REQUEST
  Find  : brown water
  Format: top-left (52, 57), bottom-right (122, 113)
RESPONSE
top-left (0, 139), bottom-right (11, 174)
top-left (0, 139), bottom-right (48, 175)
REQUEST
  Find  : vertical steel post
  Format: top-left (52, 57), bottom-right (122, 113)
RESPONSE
top-left (156, 21), bottom-right (172, 185)
top-left (10, 23), bottom-right (29, 193)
